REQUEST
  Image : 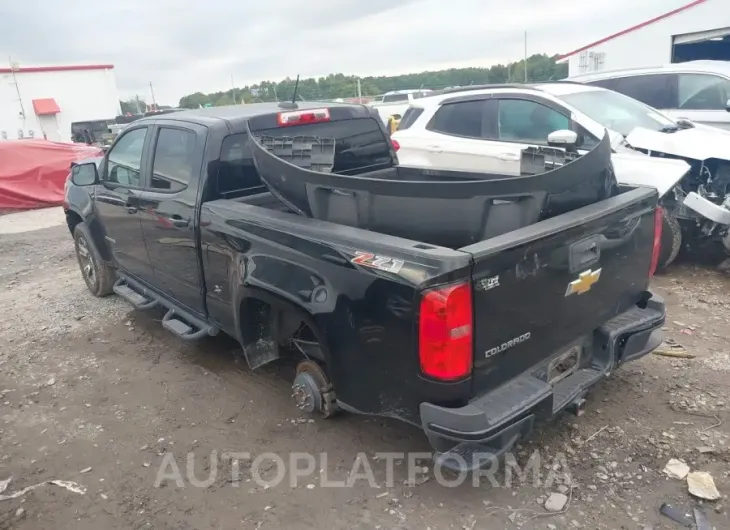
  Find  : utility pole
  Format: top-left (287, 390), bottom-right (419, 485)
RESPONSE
top-left (9, 57), bottom-right (26, 119)
top-left (524, 31), bottom-right (528, 83)
top-left (134, 95), bottom-right (142, 114)
top-left (357, 78), bottom-right (362, 101)
top-left (149, 82), bottom-right (157, 110)
top-left (231, 74), bottom-right (236, 104)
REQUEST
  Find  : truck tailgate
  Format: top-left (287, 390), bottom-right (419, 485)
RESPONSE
top-left (461, 187), bottom-right (658, 396)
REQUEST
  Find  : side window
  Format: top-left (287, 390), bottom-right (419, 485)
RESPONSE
top-left (397, 107), bottom-right (424, 131)
top-left (427, 100), bottom-right (486, 138)
top-left (611, 74), bottom-right (676, 109)
top-left (106, 127), bottom-right (147, 187)
top-left (382, 93), bottom-right (409, 103)
top-left (497, 99), bottom-right (569, 144)
top-left (678, 74), bottom-right (730, 110)
top-left (252, 117), bottom-right (392, 175)
top-left (576, 124), bottom-right (600, 150)
top-left (215, 133), bottom-right (263, 198)
top-left (150, 127), bottom-right (197, 192)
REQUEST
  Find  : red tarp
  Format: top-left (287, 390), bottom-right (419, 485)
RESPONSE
top-left (0, 140), bottom-right (103, 209)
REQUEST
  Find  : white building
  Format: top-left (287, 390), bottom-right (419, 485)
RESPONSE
top-left (559, 0), bottom-right (730, 77)
top-left (0, 64), bottom-right (121, 143)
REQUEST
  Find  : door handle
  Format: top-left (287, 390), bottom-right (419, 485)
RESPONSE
top-left (170, 215), bottom-right (189, 228)
top-left (568, 235), bottom-right (601, 272)
top-left (497, 152), bottom-right (520, 161)
top-left (426, 145), bottom-right (443, 153)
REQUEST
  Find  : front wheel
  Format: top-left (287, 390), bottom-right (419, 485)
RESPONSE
top-left (73, 223), bottom-right (115, 297)
top-left (656, 209), bottom-right (682, 271)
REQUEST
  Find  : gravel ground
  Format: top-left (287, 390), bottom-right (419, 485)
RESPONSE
top-left (0, 207), bottom-right (728, 530)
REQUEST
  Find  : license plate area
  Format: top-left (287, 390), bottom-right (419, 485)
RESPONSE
top-left (548, 345), bottom-right (581, 386)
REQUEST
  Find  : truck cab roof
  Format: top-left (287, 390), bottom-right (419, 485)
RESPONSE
top-left (133, 102), bottom-right (371, 131)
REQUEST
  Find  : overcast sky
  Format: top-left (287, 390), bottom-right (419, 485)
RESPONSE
top-left (1, 0), bottom-right (689, 105)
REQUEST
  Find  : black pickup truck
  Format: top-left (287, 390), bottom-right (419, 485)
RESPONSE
top-left (64, 101), bottom-right (666, 471)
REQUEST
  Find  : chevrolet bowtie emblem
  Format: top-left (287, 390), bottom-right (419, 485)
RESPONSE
top-left (565, 268), bottom-right (601, 297)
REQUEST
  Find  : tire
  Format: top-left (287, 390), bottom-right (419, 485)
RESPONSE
top-left (656, 209), bottom-right (682, 271)
top-left (73, 223), bottom-right (115, 297)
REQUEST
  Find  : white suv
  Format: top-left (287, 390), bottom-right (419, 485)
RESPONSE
top-left (391, 82), bottom-right (730, 269)
top-left (391, 82), bottom-right (687, 190)
top-left (570, 61), bottom-right (730, 131)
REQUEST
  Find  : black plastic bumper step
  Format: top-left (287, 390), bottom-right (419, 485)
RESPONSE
top-left (552, 368), bottom-right (603, 413)
top-left (471, 375), bottom-right (551, 427)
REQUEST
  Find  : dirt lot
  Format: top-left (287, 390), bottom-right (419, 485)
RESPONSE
top-left (0, 207), bottom-right (728, 530)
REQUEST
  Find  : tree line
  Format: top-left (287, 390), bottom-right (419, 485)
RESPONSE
top-left (168, 54), bottom-right (567, 109)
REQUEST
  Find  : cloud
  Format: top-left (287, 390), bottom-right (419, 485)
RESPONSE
top-left (0, 0), bottom-right (687, 105)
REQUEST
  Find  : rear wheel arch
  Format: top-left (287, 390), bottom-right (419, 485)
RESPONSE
top-left (237, 290), bottom-right (330, 369)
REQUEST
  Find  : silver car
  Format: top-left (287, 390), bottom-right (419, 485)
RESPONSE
top-left (570, 60), bottom-right (730, 131)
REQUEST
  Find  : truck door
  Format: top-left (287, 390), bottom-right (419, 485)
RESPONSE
top-left (137, 122), bottom-right (207, 315)
top-left (95, 125), bottom-right (153, 282)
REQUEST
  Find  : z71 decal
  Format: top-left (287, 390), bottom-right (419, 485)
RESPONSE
top-left (351, 251), bottom-right (405, 274)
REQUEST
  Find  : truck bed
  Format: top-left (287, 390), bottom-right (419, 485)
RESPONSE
top-left (232, 191), bottom-right (294, 212)
top-left (202, 182), bottom-right (659, 430)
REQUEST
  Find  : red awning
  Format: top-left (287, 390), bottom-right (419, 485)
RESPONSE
top-left (32, 98), bottom-right (61, 116)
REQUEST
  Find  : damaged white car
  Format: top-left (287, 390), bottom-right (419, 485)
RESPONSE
top-left (392, 82), bottom-right (730, 269)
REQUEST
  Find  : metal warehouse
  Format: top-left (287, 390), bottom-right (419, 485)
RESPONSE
top-left (559, 0), bottom-right (730, 76)
top-left (0, 64), bottom-right (120, 143)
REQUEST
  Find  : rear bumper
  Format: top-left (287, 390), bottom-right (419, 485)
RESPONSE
top-left (420, 294), bottom-right (665, 472)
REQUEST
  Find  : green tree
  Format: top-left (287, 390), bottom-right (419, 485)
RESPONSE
top-left (178, 54), bottom-right (568, 108)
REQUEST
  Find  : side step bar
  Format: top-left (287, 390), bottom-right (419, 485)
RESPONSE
top-left (162, 309), bottom-right (211, 341)
top-left (113, 276), bottom-right (218, 341)
top-left (113, 280), bottom-right (159, 310)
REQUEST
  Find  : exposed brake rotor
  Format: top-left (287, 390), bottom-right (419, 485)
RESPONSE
top-left (292, 360), bottom-right (337, 418)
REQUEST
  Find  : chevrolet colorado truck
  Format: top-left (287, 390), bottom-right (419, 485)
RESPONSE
top-left (64, 101), bottom-right (666, 471)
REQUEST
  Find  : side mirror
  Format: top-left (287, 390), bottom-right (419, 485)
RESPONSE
top-left (547, 130), bottom-right (579, 149)
top-left (70, 162), bottom-right (99, 186)
top-left (725, 98), bottom-right (730, 112)
top-left (676, 118), bottom-right (695, 129)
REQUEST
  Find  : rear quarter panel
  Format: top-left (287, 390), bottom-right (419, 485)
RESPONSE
top-left (200, 199), bottom-right (472, 424)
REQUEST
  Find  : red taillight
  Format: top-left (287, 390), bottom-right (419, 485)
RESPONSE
top-left (277, 108), bottom-right (330, 127)
top-left (391, 139), bottom-right (400, 151)
top-left (649, 206), bottom-right (664, 277)
top-left (418, 281), bottom-right (473, 381)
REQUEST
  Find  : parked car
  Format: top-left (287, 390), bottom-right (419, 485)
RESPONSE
top-left (370, 89), bottom-right (433, 127)
top-left (392, 82), bottom-right (730, 269)
top-left (63, 101), bottom-right (665, 472)
top-left (569, 61), bottom-right (730, 131)
top-left (71, 119), bottom-right (116, 146)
